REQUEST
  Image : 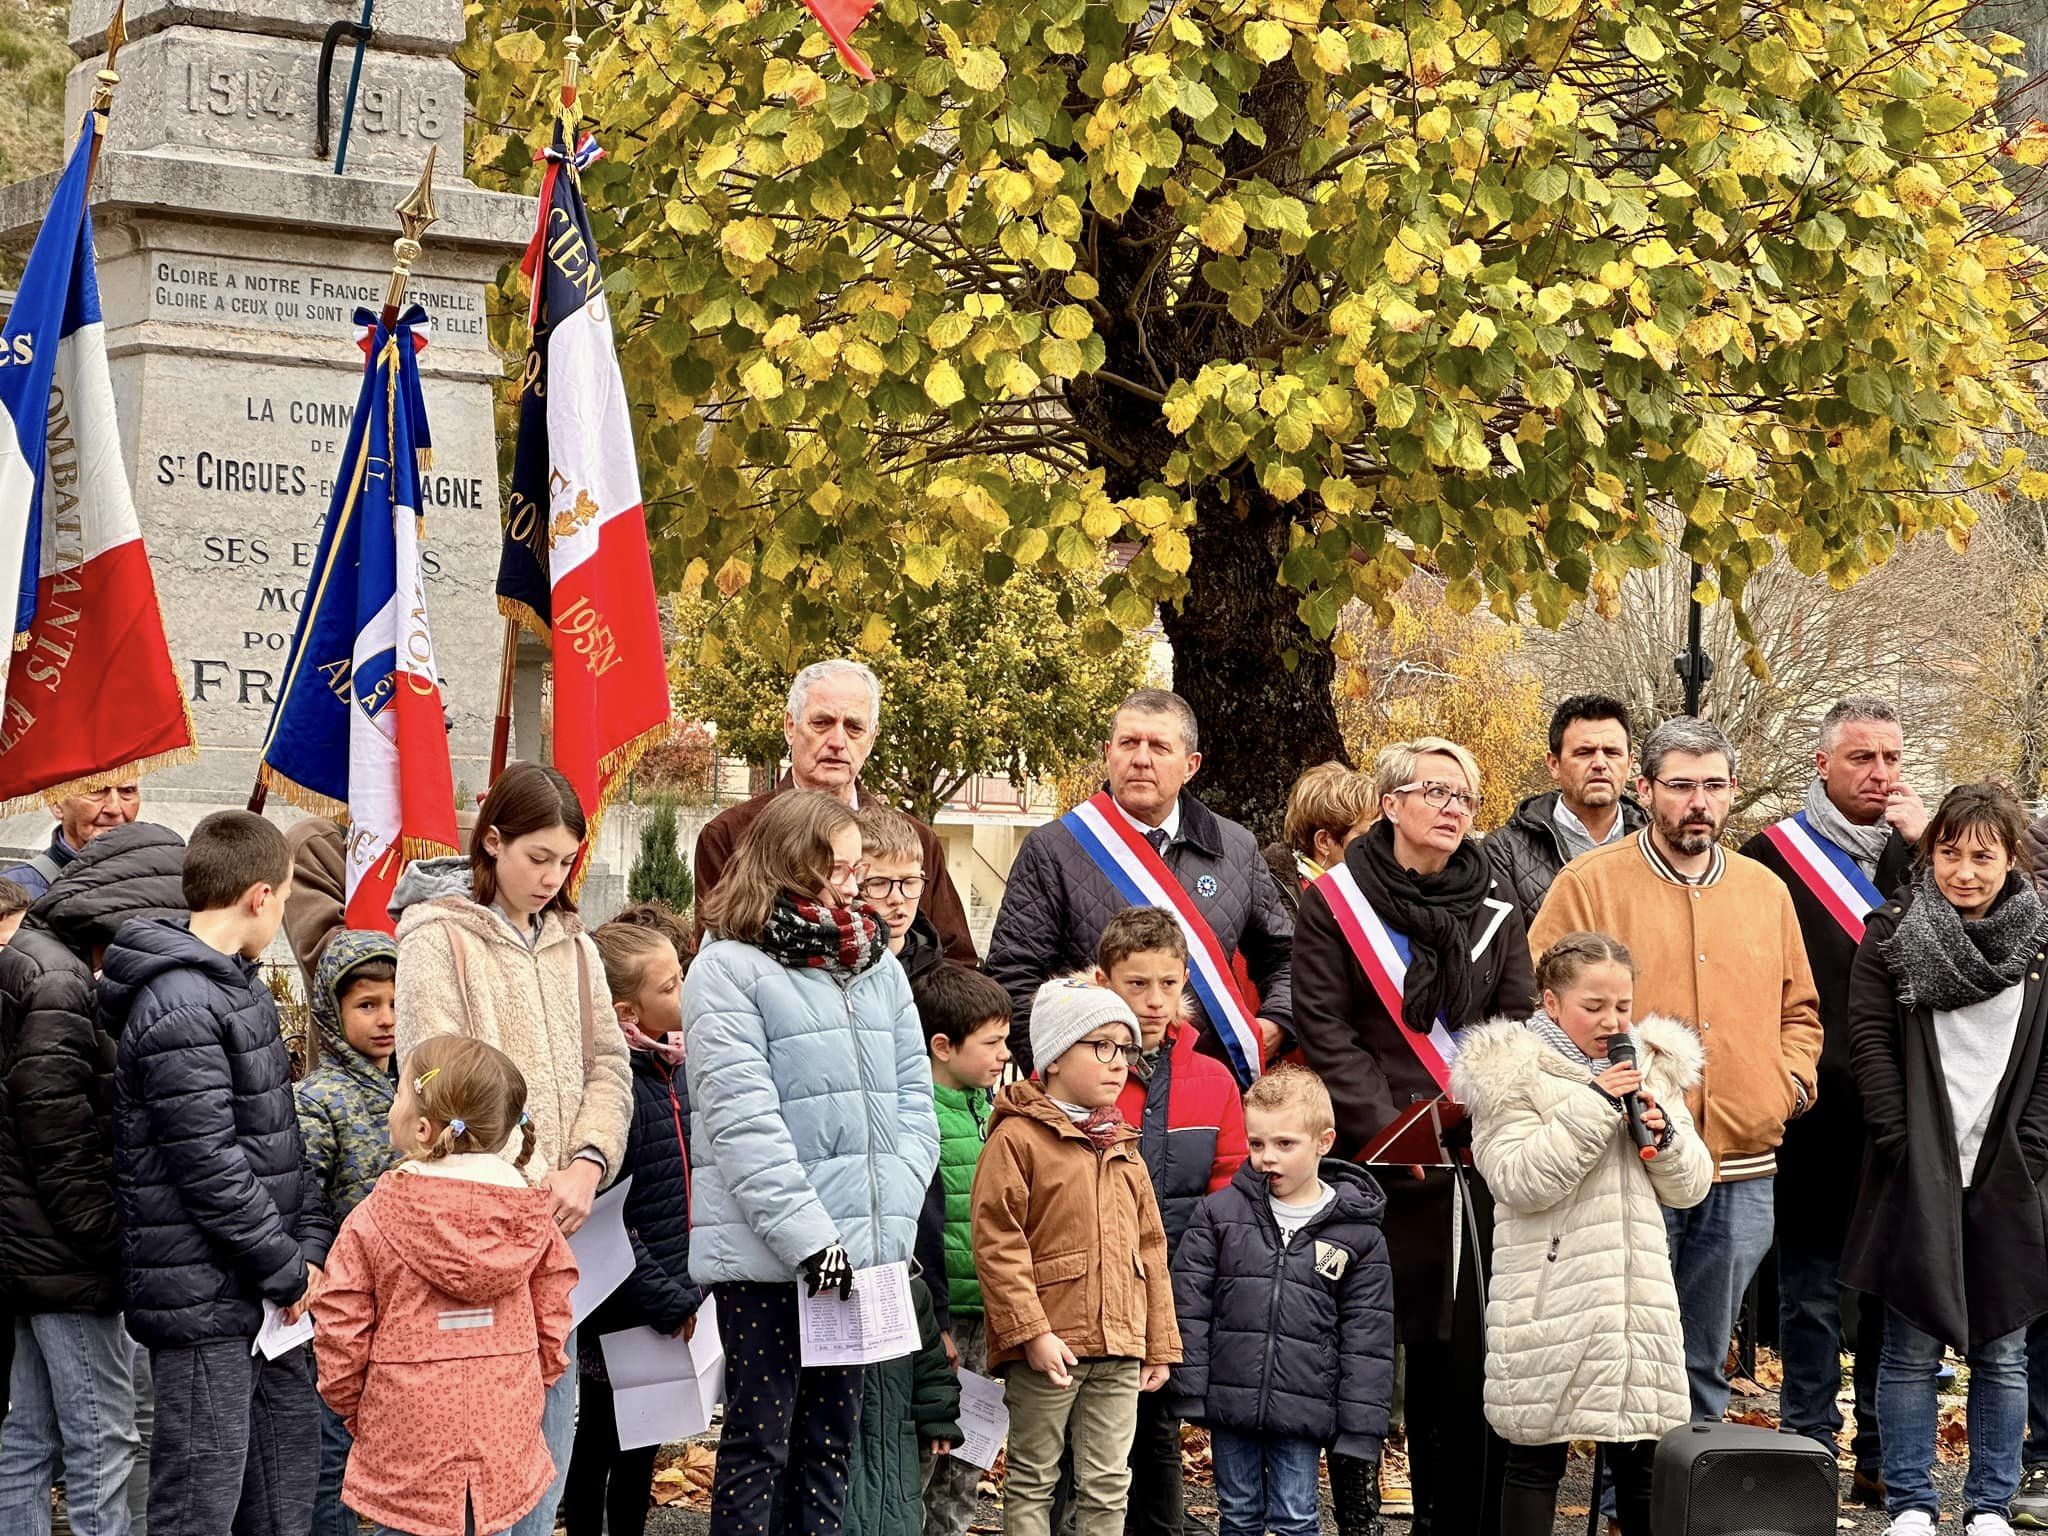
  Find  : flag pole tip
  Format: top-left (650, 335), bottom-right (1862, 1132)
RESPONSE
top-left (384, 148), bottom-right (439, 314)
top-left (92, 1), bottom-right (126, 115)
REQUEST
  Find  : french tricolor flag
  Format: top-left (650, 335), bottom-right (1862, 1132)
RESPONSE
top-left (0, 113), bottom-right (193, 809)
top-left (257, 303), bottom-right (458, 931)
top-left (498, 130), bottom-right (670, 852)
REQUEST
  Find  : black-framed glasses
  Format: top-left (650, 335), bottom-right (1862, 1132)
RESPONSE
top-left (1651, 777), bottom-right (1735, 798)
top-left (859, 874), bottom-right (927, 901)
top-left (1394, 780), bottom-right (1482, 815)
top-left (1088, 1039), bottom-right (1143, 1065)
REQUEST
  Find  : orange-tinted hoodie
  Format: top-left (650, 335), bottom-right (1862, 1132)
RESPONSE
top-left (312, 1155), bottom-right (578, 1536)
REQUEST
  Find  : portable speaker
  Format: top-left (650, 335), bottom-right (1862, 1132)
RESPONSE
top-left (1650, 1422), bottom-right (1839, 1536)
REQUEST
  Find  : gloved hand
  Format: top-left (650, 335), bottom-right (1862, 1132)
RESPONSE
top-left (801, 1244), bottom-right (855, 1299)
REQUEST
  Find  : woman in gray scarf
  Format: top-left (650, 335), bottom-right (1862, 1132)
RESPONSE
top-left (1841, 782), bottom-right (2048, 1536)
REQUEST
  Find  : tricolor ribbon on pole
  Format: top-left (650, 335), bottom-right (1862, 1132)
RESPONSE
top-left (0, 107), bottom-right (195, 810)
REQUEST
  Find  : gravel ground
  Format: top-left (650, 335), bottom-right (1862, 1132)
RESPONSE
top-left (636, 1361), bottom-right (1979, 1536)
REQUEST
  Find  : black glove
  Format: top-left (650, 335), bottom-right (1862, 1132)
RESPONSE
top-left (1330, 1453), bottom-right (1383, 1536)
top-left (801, 1244), bottom-right (855, 1300)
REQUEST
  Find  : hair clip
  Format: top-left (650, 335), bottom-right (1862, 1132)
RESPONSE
top-left (448, 1117), bottom-right (468, 1139)
top-left (519, 1112), bottom-right (531, 1127)
top-left (414, 1067), bottom-right (441, 1091)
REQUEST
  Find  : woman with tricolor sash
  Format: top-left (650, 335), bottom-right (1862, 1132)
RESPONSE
top-left (1292, 736), bottom-right (1535, 1536)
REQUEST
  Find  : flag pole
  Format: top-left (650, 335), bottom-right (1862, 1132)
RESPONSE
top-left (248, 149), bottom-right (440, 815)
top-left (83, 2), bottom-right (125, 192)
top-left (487, 17), bottom-right (584, 788)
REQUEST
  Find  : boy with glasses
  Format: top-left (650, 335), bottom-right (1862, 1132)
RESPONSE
top-left (1529, 716), bottom-right (1821, 1428)
top-left (857, 805), bottom-right (944, 981)
top-left (972, 977), bottom-right (1181, 1536)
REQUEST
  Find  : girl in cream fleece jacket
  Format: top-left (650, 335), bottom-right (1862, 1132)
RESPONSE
top-left (313, 1035), bottom-right (577, 1536)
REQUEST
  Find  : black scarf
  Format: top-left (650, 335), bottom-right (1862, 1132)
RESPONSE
top-left (1881, 870), bottom-right (2048, 1013)
top-left (758, 895), bottom-right (889, 977)
top-left (1348, 819), bottom-right (1492, 1035)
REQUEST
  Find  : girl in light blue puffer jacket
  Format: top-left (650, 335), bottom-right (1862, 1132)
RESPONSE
top-left (684, 789), bottom-right (940, 1536)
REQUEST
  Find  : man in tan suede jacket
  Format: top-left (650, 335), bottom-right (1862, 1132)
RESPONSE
top-left (1529, 715), bottom-right (1820, 1427)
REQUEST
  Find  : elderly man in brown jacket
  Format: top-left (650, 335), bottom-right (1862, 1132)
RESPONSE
top-left (1528, 715), bottom-right (1820, 1427)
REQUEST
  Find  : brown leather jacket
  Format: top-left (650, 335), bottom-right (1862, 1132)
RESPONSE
top-left (969, 1081), bottom-right (1181, 1369)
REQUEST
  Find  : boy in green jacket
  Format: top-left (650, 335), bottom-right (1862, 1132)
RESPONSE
top-left (913, 962), bottom-right (1015, 1536)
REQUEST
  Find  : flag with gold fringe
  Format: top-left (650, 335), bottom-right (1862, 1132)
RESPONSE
top-left (499, 128), bottom-right (671, 851)
top-left (257, 304), bottom-right (458, 932)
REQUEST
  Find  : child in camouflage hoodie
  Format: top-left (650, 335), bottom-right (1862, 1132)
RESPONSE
top-left (296, 928), bottom-right (401, 1536)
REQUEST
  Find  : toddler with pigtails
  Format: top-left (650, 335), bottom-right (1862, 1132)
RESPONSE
top-left (313, 1034), bottom-right (579, 1536)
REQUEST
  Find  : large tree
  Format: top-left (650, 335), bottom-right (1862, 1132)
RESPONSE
top-left (465, 0), bottom-right (2048, 837)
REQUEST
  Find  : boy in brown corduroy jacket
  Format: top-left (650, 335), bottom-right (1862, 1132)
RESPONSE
top-left (971, 976), bottom-right (1180, 1536)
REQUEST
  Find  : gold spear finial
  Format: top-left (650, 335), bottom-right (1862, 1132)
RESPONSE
top-left (383, 145), bottom-right (439, 314)
top-left (92, 1), bottom-right (126, 118)
top-left (562, 6), bottom-right (585, 135)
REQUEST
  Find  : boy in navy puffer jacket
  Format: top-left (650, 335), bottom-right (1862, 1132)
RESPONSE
top-left (1170, 1065), bottom-right (1394, 1536)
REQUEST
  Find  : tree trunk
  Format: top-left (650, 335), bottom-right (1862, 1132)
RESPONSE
top-left (1159, 491), bottom-right (1347, 842)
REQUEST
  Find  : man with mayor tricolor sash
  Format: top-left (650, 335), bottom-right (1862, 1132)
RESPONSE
top-left (985, 687), bottom-right (1294, 1088)
top-left (1739, 697), bottom-right (1924, 1511)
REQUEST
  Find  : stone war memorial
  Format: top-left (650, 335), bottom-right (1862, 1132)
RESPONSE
top-left (0, 0), bottom-right (537, 859)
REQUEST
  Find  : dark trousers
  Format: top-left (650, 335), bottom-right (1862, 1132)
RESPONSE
top-left (1501, 1441), bottom-right (1653, 1536)
top-left (2026, 1318), bottom-right (2048, 1470)
top-left (147, 1339), bottom-right (319, 1536)
top-left (563, 1349), bottom-right (659, 1536)
top-left (1778, 1233), bottom-right (1882, 1471)
top-left (1388, 1181), bottom-right (1502, 1536)
top-left (1125, 1392), bottom-right (1183, 1536)
top-left (709, 1283), bottom-right (863, 1536)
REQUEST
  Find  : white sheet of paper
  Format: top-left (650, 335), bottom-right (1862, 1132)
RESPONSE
top-left (567, 1175), bottom-right (635, 1328)
top-left (948, 1369), bottom-right (1008, 1471)
top-left (796, 1260), bottom-right (920, 1367)
top-left (599, 1297), bottom-right (725, 1450)
top-left (253, 1300), bottom-right (315, 1360)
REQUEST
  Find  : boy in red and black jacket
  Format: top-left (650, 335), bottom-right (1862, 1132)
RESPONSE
top-left (1096, 907), bottom-right (1248, 1536)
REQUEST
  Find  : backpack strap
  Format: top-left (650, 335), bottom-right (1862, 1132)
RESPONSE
top-left (24, 852), bottom-right (62, 889)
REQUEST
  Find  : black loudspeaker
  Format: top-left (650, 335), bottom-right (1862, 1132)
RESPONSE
top-left (1650, 1422), bottom-right (1838, 1536)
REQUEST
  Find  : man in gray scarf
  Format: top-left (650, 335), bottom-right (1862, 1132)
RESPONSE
top-left (1740, 697), bottom-right (1925, 1510)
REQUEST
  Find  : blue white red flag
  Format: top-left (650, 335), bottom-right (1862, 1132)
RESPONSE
top-left (0, 112), bottom-right (193, 808)
top-left (499, 128), bottom-right (670, 849)
top-left (258, 304), bottom-right (458, 932)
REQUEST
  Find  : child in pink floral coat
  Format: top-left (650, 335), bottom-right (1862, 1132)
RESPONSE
top-left (312, 1034), bottom-right (578, 1536)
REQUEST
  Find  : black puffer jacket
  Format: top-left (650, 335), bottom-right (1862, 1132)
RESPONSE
top-left (1168, 1158), bottom-right (1395, 1458)
top-left (586, 1049), bottom-right (703, 1341)
top-left (106, 916), bottom-right (326, 1348)
top-left (986, 790), bottom-right (1294, 1077)
top-left (1484, 791), bottom-right (1648, 922)
top-left (0, 824), bottom-right (186, 1312)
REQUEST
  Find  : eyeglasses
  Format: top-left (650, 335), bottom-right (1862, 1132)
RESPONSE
top-left (1651, 777), bottom-right (1735, 798)
top-left (1087, 1038), bottom-right (1143, 1066)
top-left (828, 860), bottom-right (870, 884)
top-left (859, 874), bottom-right (927, 901)
top-left (1395, 781), bottom-right (1482, 815)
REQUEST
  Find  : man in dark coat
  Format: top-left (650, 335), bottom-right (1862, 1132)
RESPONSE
top-left (1739, 697), bottom-right (1924, 1507)
top-left (1, 782), bottom-right (141, 900)
top-left (692, 658), bottom-right (976, 962)
top-left (106, 811), bottom-right (327, 1536)
top-left (1485, 694), bottom-right (1645, 921)
top-left (984, 689), bottom-right (1294, 1081)
top-left (0, 823), bottom-right (186, 1536)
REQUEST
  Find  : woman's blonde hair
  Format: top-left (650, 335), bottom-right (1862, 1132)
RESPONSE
top-left (1282, 762), bottom-right (1376, 856)
top-left (698, 789), bottom-right (859, 944)
top-left (1369, 737), bottom-right (1483, 813)
top-left (592, 921), bottom-right (677, 1005)
top-left (403, 1034), bottom-right (538, 1169)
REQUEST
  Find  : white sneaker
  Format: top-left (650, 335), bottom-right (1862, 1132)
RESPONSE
top-left (1968, 1515), bottom-right (2018, 1536)
top-left (1886, 1514), bottom-right (1936, 1536)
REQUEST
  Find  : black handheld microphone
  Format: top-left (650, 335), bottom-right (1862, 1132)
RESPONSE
top-left (1605, 1038), bottom-right (1659, 1162)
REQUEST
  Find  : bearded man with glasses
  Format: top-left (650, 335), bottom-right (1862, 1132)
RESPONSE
top-left (1529, 715), bottom-right (1822, 1431)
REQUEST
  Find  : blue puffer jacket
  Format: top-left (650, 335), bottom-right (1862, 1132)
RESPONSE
top-left (684, 938), bottom-right (940, 1284)
top-left (105, 917), bottom-right (328, 1348)
top-left (1168, 1157), bottom-right (1395, 1458)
